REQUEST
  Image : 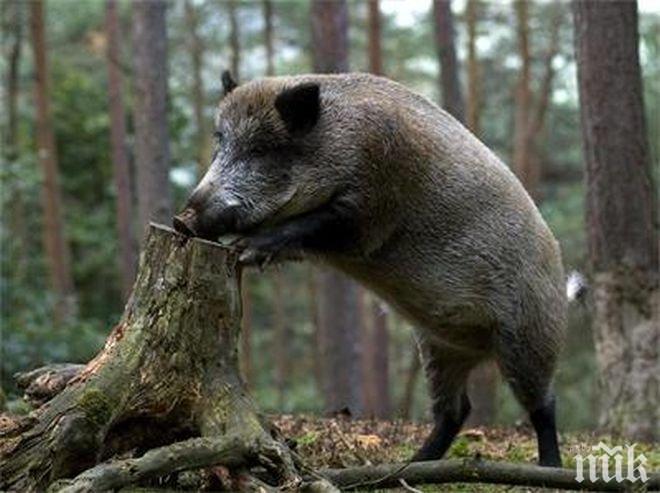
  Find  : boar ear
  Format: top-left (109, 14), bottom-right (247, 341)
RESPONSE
top-left (222, 70), bottom-right (238, 95)
top-left (275, 83), bottom-right (320, 135)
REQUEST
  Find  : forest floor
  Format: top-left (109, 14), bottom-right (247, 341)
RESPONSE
top-left (270, 414), bottom-right (660, 492)
top-left (2, 407), bottom-right (658, 492)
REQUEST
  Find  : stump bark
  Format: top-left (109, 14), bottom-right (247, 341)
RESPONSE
top-left (0, 225), bottom-right (306, 492)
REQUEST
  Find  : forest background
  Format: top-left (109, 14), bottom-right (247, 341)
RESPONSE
top-left (1, 0), bottom-right (658, 434)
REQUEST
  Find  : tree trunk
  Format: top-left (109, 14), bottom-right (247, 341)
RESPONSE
top-left (4, 0), bottom-right (30, 286)
top-left (310, 0), bottom-right (364, 417)
top-left (573, 0), bottom-right (658, 442)
top-left (432, 0), bottom-right (465, 122)
top-left (0, 226), bottom-right (309, 493)
top-left (370, 298), bottom-right (391, 418)
top-left (367, 0), bottom-right (382, 75)
top-left (29, 0), bottom-right (77, 324)
top-left (399, 347), bottom-right (421, 420)
top-left (359, 289), bottom-right (375, 415)
top-left (512, 1), bottom-right (562, 202)
top-left (273, 270), bottom-right (289, 410)
top-left (105, 0), bottom-right (137, 301)
top-left (465, 0), bottom-right (480, 135)
top-left (263, 0), bottom-right (275, 76)
top-left (5, 0), bottom-right (22, 159)
top-left (310, 0), bottom-right (349, 74)
top-left (529, 3), bottom-right (562, 141)
top-left (241, 272), bottom-right (253, 387)
top-left (512, 0), bottom-right (535, 197)
top-left (466, 363), bottom-right (497, 426)
top-left (184, 0), bottom-right (209, 179)
top-left (131, 0), bottom-right (172, 235)
top-left (228, 0), bottom-right (240, 80)
top-left (316, 269), bottom-right (365, 417)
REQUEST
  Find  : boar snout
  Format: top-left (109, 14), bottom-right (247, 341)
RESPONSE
top-left (173, 205), bottom-right (241, 241)
top-left (173, 208), bottom-right (198, 237)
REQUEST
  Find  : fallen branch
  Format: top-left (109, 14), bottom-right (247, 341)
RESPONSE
top-left (319, 459), bottom-right (660, 491)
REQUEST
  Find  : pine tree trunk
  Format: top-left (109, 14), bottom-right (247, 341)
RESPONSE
top-left (432, 0), bottom-right (465, 121)
top-left (512, 0), bottom-right (536, 198)
top-left (228, 0), bottom-right (240, 80)
top-left (465, 0), bottom-right (480, 135)
top-left (316, 269), bottom-right (365, 416)
top-left (0, 226), bottom-right (311, 493)
top-left (29, 0), bottom-right (77, 323)
top-left (310, 0), bottom-right (349, 74)
top-left (371, 299), bottom-right (391, 418)
top-left (4, 0), bottom-right (29, 286)
top-left (399, 347), bottom-right (421, 420)
top-left (367, 0), bottom-right (382, 75)
top-left (241, 272), bottom-right (253, 387)
top-left (263, 0), bottom-right (275, 76)
top-left (5, 0), bottom-right (22, 159)
top-left (273, 270), bottom-right (289, 410)
top-left (132, 0), bottom-right (172, 234)
top-left (105, 0), bottom-right (137, 301)
top-left (184, 0), bottom-right (209, 179)
top-left (573, 0), bottom-right (658, 442)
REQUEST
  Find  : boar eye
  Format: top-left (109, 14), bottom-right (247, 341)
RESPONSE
top-left (213, 130), bottom-right (223, 143)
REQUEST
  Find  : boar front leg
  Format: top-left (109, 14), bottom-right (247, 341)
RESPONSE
top-left (236, 202), bottom-right (359, 267)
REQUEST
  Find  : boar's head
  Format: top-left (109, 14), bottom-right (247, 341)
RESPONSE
top-left (173, 72), bottom-right (349, 241)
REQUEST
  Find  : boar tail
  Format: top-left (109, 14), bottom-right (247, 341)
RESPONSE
top-left (566, 270), bottom-right (588, 303)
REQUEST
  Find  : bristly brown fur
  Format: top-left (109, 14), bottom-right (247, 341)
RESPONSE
top-left (177, 73), bottom-right (568, 466)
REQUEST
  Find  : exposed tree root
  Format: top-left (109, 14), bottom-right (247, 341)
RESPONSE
top-left (318, 458), bottom-right (660, 491)
top-left (14, 363), bottom-right (85, 406)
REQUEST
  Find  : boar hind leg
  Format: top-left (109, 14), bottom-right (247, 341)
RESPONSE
top-left (496, 330), bottom-right (562, 467)
top-left (412, 340), bottom-right (477, 462)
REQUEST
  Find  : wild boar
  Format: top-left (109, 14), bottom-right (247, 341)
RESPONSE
top-left (174, 72), bottom-right (567, 467)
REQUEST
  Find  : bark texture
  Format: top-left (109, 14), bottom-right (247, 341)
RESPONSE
top-left (105, 0), bottom-right (137, 300)
top-left (0, 226), bottom-right (297, 492)
top-left (30, 0), bottom-right (77, 323)
top-left (432, 0), bottom-right (465, 122)
top-left (573, 0), bottom-right (658, 441)
top-left (132, 0), bottom-right (172, 234)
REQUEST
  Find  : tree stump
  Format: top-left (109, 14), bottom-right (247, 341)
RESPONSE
top-left (0, 225), bottom-right (319, 493)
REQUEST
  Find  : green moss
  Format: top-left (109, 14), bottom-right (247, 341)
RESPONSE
top-left (447, 436), bottom-right (471, 458)
top-left (77, 388), bottom-right (113, 427)
top-left (297, 431), bottom-right (321, 447)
